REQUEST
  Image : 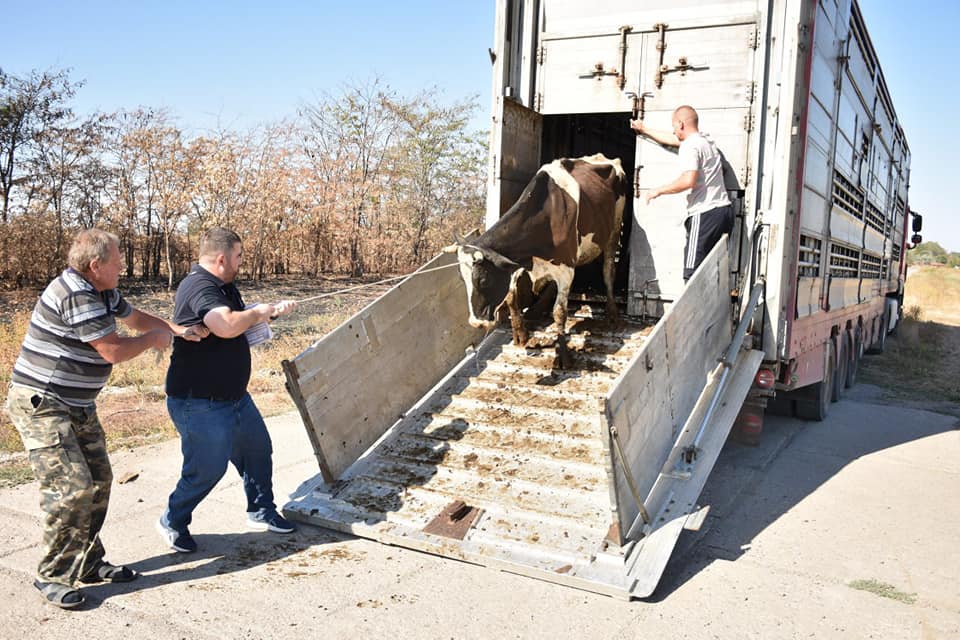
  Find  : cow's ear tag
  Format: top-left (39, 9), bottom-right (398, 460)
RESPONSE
top-left (472, 250), bottom-right (484, 263)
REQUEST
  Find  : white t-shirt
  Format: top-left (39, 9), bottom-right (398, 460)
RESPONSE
top-left (678, 132), bottom-right (731, 216)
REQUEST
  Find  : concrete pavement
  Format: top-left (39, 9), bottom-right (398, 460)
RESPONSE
top-left (0, 385), bottom-right (957, 639)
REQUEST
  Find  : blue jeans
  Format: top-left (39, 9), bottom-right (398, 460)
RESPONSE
top-left (164, 393), bottom-right (276, 532)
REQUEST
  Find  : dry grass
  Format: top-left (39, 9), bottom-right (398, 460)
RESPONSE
top-left (902, 265), bottom-right (960, 326)
top-left (848, 578), bottom-right (917, 604)
top-left (860, 266), bottom-right (960, 412)
top-left (0, 278), bottom-right (384, 486)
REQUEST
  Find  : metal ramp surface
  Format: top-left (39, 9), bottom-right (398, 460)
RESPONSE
top-left (285, 311), bottom-right (656, 596)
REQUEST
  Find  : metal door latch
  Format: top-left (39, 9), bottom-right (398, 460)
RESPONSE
top-left (657, 56), bottom-right (709, 87)
top-left (580, 62), bottom-right (619, 81)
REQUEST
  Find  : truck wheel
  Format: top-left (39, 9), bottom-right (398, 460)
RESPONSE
top-left (845, 328), bottom-right (862, 389)
top-left (866, 309), bottom-right (888, 355)
top-left (831, 335), bottom-right (847, 402)
top-left (796, 341), bottom-right (833, 421)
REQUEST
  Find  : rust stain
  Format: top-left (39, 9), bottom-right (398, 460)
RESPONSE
top-left (423, 499), bottom-right (484, 540)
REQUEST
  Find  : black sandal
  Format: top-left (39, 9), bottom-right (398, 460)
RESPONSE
top-left (79, 561), bottom-right (138, 584)
top-left (34, 579), bottom-right (85, 609)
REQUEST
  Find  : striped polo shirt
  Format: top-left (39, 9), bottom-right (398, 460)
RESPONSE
top-left (11, 268), bottom-right (132, 406)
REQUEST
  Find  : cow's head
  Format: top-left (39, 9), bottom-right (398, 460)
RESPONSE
top-left (444, 243), bottom-right (520, 330)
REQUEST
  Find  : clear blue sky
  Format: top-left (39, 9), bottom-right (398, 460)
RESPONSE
top-left (2, 1), bottom-right (956, 251)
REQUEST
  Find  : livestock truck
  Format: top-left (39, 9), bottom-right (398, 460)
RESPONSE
top-left (282, 0), bottom-right (920, 599)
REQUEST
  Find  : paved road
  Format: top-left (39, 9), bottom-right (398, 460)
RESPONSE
top-left (1, 385), bottom-right (957, 639)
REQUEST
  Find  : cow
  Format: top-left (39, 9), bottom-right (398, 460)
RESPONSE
top-left (446, 153), bottom-right (627, 364)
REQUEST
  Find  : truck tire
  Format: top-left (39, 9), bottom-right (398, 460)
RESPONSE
top-left (831, 335), bottom-right (847, 402)
top-left (867, 309), bottom-right (888, 355)
top-left (796, 340), bottom-right (833, 421)
top-left (845, 328), bottom-right (862, 389)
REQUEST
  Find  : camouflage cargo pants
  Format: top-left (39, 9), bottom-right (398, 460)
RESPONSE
top-left (5, 385), bottom-right (112, 586)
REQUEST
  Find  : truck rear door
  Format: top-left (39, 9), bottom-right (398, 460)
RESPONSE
top-left (629, 17), bottom-right (761, 306)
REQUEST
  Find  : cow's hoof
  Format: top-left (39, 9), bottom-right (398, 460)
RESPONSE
top-left (524, 335), bottom-right (553, 349)
top-left (554, 347), bottom-right (574, 370)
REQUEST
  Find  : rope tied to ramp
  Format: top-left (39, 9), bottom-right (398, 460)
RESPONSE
top-left (154, 261), bottom-right (461, 361)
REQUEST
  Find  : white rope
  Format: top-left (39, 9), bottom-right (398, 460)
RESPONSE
top-left (291, 262), bottom-right (460, 304)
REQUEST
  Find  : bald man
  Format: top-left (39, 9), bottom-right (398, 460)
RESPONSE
top-left (631, 105), bottom-right (733, 281)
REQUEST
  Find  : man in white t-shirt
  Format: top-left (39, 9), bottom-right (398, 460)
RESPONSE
top-left (630, 105), bottom-right (733, 281)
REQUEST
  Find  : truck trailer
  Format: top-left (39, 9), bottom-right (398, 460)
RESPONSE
top-left (282, 0), bottom-right (918, 599)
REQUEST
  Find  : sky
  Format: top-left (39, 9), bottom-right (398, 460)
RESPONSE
top-left (2, 0), bottom-right (957, 251)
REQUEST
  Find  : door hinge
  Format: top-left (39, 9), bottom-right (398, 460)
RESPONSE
top-left (740, 165), bottom-right (752, 186)
top-left (746, 81), bottom-right (757, 104)
top-left (748, 25), bottom-right (759, 50)
top-left (743, 112), bottom-right (755, 132)
top-left (633, 166), bottom-right (642, 199)
top-left (537, 45), bottom-right (546, 65)
top-left (798, 24), bottom-right (811, 52)
top-left (534, 93), bottom-right (543, 111)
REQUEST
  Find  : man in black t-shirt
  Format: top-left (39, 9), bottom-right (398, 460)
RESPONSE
top-left (156, 227), bottom-right (298, 553)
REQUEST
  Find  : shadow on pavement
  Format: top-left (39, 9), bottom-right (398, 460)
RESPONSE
top-left (77, 526), bottom-right (349, 610)
top-left (648, 392), bottom-right (959, 602)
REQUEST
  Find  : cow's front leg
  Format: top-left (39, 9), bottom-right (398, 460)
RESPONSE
top-left (603, 248), bottom-right (621, 324)
top-left (550, 268), bottom-right (574, 337)
top-left (504, 286), bottom-right (528, 345)
top-left (550, 268), bottom-right (575, 368)
top-left (555, 332), bottom-right (573, 369)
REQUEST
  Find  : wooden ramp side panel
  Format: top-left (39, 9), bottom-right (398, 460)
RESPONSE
top-left (604, 239), bottom-right (732, 539)
top-left (283, 252), bottom-right (483, 482)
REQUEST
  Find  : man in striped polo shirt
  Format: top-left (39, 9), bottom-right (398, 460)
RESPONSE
top-left (6, 228), bottom-right (208, 609)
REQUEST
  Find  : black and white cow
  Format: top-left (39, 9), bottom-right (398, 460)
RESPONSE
top-left (446, 153), bottom-right (627, 354)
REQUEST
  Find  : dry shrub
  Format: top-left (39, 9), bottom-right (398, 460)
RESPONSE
top-left (96, 389), bottom-right (178, 448)
top-left (0, 310), bottom-right (32, 387)
top-left (0, 311), bottom-right (32, 453)
top-left (0, 463), bottom-right (34, 488)
top-left (108, 351), bottom-right (170, 389)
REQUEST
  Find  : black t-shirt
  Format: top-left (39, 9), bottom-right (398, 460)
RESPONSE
top-left (165, 264), bottom-right (251, 400)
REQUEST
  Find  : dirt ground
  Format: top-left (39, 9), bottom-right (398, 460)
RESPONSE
top-left (859, 265), bottom-right (960, 416)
